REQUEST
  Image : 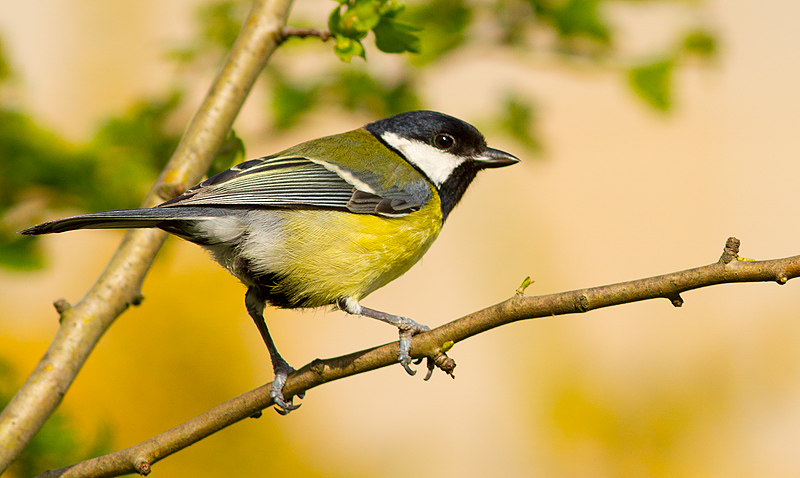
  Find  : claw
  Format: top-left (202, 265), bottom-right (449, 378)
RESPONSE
top-left (398, 334), bottom-right (416, 375)
top-left (401, 359), bottom-right (417, 376)
top-left (396, 318), bottom-right (430, 376)
top-left (423, 357), bottom-right (435, 381)
top-left (270, 389), bottom-right (301, 415)
top-left (270, 358), bottom-right (302, 415)
top-left (270, 388), bottom-right (301, 415)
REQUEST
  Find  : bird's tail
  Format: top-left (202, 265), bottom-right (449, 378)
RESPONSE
top-left (20, 206), bottom-right (227, 235)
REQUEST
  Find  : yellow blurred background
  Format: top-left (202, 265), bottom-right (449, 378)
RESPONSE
top-left (2, 0), bottom-right (800, 476)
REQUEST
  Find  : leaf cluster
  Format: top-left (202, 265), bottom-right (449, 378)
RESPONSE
top-left (327, 0), bottom-right (421, 62)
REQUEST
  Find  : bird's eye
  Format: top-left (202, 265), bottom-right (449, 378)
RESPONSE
top-left (433, 133), bottom-right (456, 151)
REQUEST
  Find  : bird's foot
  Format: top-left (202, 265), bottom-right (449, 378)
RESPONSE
top-left (345, 301), bottom-right (445, 380)
top-left (269, 357), bottom-right (303, 415)
top-left (395, 317), bottom-right (431, 377)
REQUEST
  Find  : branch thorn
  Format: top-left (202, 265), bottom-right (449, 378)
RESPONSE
top-left (53, 298), bottom-right (72, 323)
top-left (131, 293), bottom-right (145, 307)
top-left (432, 351), bottom-right (456, 379)
top-left (719, 237), bottom-right (740, 264)
top-left (575, 294), bottom-right (590, 312)
top-left (666, 293), bottom-right (684, 307)
top-left (134, 458), bottom-right (151, 476)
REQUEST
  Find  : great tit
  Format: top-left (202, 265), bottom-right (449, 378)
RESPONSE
top-left (22, 110), bottom-right (519, 414)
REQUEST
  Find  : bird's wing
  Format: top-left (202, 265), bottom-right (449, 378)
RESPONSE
top-left (158, 154), bottom-right (432, 217)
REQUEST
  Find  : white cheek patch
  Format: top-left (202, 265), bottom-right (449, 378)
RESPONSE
top-left (381, 131), bottom-right (466, 187)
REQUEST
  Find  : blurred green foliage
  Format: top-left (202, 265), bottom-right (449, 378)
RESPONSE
top-left (405, 0), bottom-right (470, 65)
top-left (170, 0), bottom-right (246, 61)
top-left (0, 90), bottom-right (183, 270)
top-left (682, 29), bottom-right (716, 57)
top-left (545, 0), bottom-right (612, 47)
top-left (269, 67), bottom-right (421, 130)
top-left (629, 58), bottom-right (674, 111)
top-left (628, 28), bottom-right (717, 111)
top-left (209, 129), bottom-right (247, 177)
top-left (0, 0), bottom-right (716, 271)
top-left (0, 359), bottom-right (114, 477)
top-left (499, 95), bottom-right (542, 152)
top-left (0, 37), bottom-right (9, 82)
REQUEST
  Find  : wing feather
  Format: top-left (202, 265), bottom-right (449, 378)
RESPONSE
top-left (159, 154), bottom-right (432, 216)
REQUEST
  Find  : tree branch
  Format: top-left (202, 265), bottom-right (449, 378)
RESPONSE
top-left (36, 238), bottom-right (800, 478)
top-left (0, 0), bottom-right (295, 472)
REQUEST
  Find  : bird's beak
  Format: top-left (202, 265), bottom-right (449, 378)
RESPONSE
top-left (475, 147), bottom-right (520, 168)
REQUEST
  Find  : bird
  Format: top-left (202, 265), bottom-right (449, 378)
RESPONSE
top-left (21, 110), bottom-right (519, 414)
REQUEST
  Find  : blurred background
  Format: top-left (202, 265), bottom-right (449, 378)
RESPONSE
top-left (1, 0), bottom-right (800, 476)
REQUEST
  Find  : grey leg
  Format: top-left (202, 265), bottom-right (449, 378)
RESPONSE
top-left (245, 287), bottom-right (301, 415)
top-left (337, 297), bottom-right (431, 376)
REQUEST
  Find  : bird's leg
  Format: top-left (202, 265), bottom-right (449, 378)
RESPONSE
top-left (337, 298), bottom-right (433, 378)
top-left (245, 287), bottom-right (301, 415)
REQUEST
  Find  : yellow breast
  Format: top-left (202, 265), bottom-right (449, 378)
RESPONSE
top-left (252, 194), bottom-right (443, 308)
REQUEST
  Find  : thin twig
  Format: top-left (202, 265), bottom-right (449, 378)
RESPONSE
top-left (277, 26), bottom-right (332, 44)
top-left (37, 238), bottom-right (800, 478)
top-left (0, 0), bottom-right (295, 473)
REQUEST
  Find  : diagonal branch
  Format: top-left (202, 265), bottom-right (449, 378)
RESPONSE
top-left (37, 237), bottom-right (800, 478)
top-left (0, 0), bottom-right (295, 472)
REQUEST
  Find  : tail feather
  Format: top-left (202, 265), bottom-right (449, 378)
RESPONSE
top-left (20, 207), bottom-right (228, 235)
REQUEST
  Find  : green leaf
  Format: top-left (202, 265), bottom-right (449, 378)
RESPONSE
top-left (628, 58), bottom-right (674, 112)
top-left (328, 4), bottom-right (344, 34)
top-left (333, 34), bottom-right (366, 62)
top-left (373, 17), bottom-right (421, 54)
top-left (682, 29), bottom-right (716, 58)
